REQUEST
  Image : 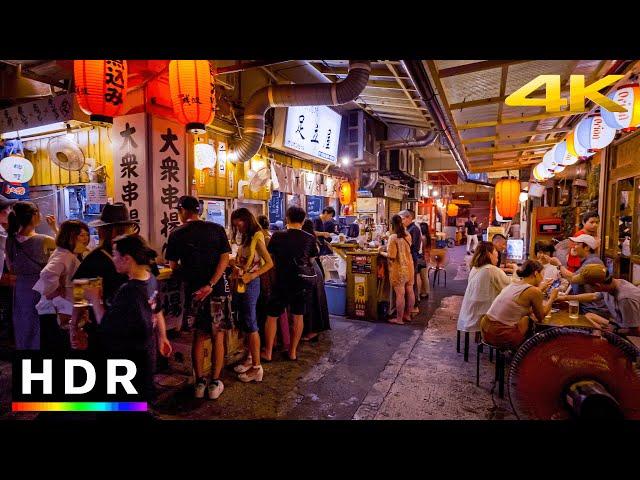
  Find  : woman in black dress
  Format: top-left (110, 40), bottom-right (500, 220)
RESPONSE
top-left (301, 219), bottom-right (330, 341)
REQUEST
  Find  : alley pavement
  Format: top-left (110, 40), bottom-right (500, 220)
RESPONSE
top-left (1, 245), bottom-right (516, 420)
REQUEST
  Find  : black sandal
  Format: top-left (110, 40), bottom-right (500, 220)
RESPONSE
top-left (282, 351), bottom-right (298, 361)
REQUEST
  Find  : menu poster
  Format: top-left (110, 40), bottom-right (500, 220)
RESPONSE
top-left (306, 195), bottom-right (324, 220)
top-left (206, 200), bottom-right (226, 227)
top-left (269, 190), bottom-right (284, 224)
top-left (86, 182), bottom-right (107, 204)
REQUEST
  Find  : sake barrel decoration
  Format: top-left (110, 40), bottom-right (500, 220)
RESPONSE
top-left (601, 84), bottom-right (640, 132)
top-left (494, 177), bottom-right (520, 220)
top-left (575, 114), bottom-right (617, 152)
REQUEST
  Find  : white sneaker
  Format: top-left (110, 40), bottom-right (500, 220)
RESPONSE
top-left (233, 356), bottom-right (253, 374)
top-left (238, 365), bottom-right (264, 383)
top-left (194, 380), bottom-right (207, 399)
top-left (207, 379), bottom-right (224, 400)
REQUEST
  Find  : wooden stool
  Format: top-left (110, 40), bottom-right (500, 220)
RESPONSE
top-left (476, 340), bottom-right (509, 398)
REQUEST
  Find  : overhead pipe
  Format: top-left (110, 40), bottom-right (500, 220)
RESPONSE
top-left (378, 130), bottom-right (439, 151)
top-left (230, 60), bottom-right (371, 163)
top-left (402, 60), bottom-right (495, 188)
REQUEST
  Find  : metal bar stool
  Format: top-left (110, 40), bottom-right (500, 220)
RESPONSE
top-left (476, 340), bottom-right (508, 398)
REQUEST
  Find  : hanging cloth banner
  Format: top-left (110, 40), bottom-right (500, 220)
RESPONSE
top-left (293, 169), bottom-right (305, 195)
top-left (270, 160), bottom-right (280, 191)
top-left (303, 170), bottom-right (315, 195)
top-left (284, 166), bottom-right (295, 194)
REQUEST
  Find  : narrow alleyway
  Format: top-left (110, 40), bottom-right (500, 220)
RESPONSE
top-left (0, 245), bottom-right (516, 420)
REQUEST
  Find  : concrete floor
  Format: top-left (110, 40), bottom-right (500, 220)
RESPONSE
top-left (0, 245), bottom-right (516, 420)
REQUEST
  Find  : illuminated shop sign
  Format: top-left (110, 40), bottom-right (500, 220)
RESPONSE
top-left (283, 106), bottom-right (342, 163)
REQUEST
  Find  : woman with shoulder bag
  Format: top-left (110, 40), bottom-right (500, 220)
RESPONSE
top-left (5, 202), bottom-right (56, 350)
top-left (230, 208), bottom-right (273, 382)
top-left (381, 214), bottom-right (415, 325)
top-left (33, 220), bottom-right (90, 353)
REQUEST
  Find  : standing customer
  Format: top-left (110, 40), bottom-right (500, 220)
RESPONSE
top-left (418, 222), bottom-right (432, 299)
top-left (457, 241), bottom-right (510, 334)
top-left (399, 209), bottom-right (421, 316)
top-left (0, 195), bottom-right (17, 279)
top-left (302, 219), bottom-right (331, 342)
top-left (166, 195), bottom-right (232, 400)
top-left (262, 206), bottom-right (319, 361)
top-left (5, 202), bottom-right (56, 350)
top-left (230, 208), bottom-right (273, 383)
top-left (83, 234), bottom-right (169, 402)
top-left (33, 220), bottom-right (90, 353)
top-left (465, 214), bottom-right (481, 255)
top-left (257, 215), bottom-right (272, 247)
top-left (382, 214), bottom-right (415, 325)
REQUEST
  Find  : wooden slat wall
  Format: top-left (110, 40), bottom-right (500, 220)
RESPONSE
top-left (25, 126), bottom-right (115, 199)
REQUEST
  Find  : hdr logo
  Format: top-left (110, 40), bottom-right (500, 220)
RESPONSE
top-left (505, 75), bottom-right (627, 113)
top-left (12, 354), bottom-right (148, 413)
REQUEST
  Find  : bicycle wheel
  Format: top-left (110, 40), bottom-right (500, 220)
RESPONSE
top-left (446, 238), bottom-right (455, 248)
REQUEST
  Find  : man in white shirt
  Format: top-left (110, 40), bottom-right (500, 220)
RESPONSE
top-left (0, 194), bottom-right (17, 279)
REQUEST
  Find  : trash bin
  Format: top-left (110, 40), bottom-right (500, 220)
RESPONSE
top-left (325, 281), bottom-right (347, 316)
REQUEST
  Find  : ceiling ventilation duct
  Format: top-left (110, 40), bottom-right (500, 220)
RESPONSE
top-left (230, 60), bottom-right (371, 163)
top-left (378, 130), bottom-right (438, 151)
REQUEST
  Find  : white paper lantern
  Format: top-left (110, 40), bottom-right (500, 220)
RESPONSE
top-left (533, 162), bottom-right (553, 181)
top-left (194, 143), bottom-right (216, 170)
top-left (601, 84), bottom-right (640, 131)
top-left (566, 130), bottom-right (594, 158)
top-left (552, 140), bottom-right (578, 166)
top-left (0, 155), bottom-right (34, 183)
top-left (575, 115), bottom-right (616, 152)
top-left (542, 148), bottom-right (559, 170)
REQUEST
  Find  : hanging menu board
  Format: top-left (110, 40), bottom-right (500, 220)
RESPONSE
top-left (269, 190), bottom-right (284, 224)
top-left (306, 195), bottom-right (324, 220)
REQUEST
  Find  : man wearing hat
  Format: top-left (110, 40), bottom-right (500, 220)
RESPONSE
top-left (555, 234), bottom-right (609, 317)
top-left (559, 263), bottom-right (640, 336)
top-left (0, 194), bottom-right (18, 280)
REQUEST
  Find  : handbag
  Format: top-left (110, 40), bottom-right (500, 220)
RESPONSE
top-left (292, 230), bottom-right (318, 289)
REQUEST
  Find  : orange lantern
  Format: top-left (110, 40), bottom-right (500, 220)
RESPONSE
top-left (168, 60), bottom-right (215, 134)
top-left (495, 177), bottom-right (520, 220)
top-left (339, 181), bottom-right (353, 205)
top-left (446, 203), bottom-right (459, 216)
top-left (74, 60), bottom-right (128, 125)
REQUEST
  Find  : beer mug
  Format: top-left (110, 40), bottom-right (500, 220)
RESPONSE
top-left (569, 300), bottom-right (579, 319)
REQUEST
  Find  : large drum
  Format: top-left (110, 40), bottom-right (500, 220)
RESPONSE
top-left (508, 327), bottom-right (640, 419)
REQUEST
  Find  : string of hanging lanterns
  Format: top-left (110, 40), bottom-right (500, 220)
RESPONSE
top-left (530, 82), bottom-right (640, 185)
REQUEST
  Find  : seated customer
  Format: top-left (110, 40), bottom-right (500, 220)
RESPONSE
top-left (480, 260), bottom-right (558, 350)
top-left (534, 240), bottom-right (561, 281)
top-left (457, 241), bottom-right (510, 334)
top-left (491, 234), bottom-right (517, 274)
top-left (559, 264), bottom-right (640, 336)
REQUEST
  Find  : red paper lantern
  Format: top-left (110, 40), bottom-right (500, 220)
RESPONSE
top-left (495, 177), bottom-right (520, 220)
top-left (168, 60), bottom-right (215, 134)
top-left (446, 203), bottom-right (459, 217)
top-left (339, 181), bottom-right (353, 205)
top-left (74, 60), bottom-right (128, 125)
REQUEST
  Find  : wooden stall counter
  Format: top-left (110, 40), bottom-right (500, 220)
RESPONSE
top-left (344, 249), bottom-right (390, 321)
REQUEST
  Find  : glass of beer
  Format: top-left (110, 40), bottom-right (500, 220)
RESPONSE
top-left (569, 300), bottom-right (579, 319)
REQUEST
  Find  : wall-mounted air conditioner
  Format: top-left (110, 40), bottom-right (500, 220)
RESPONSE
top-left (339, 109), bottom-right (384, 167)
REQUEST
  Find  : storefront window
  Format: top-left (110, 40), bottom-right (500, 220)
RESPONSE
top-left (615, 178), bottom-right (634, 280)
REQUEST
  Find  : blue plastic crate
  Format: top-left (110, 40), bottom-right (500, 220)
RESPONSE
top-left (324, 282), bottom-right (346, 316)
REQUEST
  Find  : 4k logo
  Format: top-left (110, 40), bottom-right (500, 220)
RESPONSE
top-left (505, 75), bottom-right (626, 113)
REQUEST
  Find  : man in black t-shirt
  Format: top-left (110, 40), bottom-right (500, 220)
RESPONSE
top-left (263, 206), bottom-right (319, 362)
top-left (313, 206), bottom-right (339, 256)
top-left (464, 214), bottom-right (481, 255)
top-left (165, 196), bottom-right (231, 400)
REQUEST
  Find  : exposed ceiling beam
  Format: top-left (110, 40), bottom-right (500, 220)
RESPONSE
top-left (356, 100), bottom-right (429, 112)
top-left (311, 65), bottom-right (409, 80)
top-left (438, 60), bottom-right (530, 78)
top-left (457, 110), bottom-right (579, 130)
top-left (466, 141), bottom-right (557, 156)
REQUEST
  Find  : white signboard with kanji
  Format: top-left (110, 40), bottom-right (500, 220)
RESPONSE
top-left (112, 113), bottom-right (149, 239)
top-left (283, 106), bottom-right (342, 163)
top-left (150, 116), bottom-right (186, 258)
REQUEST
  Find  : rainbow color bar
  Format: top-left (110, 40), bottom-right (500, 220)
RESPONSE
top-left (12, 402), bottom-right (147, 412)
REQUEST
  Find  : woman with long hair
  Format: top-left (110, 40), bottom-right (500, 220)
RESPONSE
top-left (301, 219), bottom-right (331, 342)
top-left (382, 214), bottom-right (415, 325)
top-left (230, 208), bottom-right (273, 383)
top-left (5, 201), bottom-right (56, 349)
top-left (480, 260), bottom-right (559, 349)
top-left (82, 234), bottom-right (171, 402)
top-left (33, 220), bottom-right (90, 353)
top-left (457, 241), bottom-right (510, 335)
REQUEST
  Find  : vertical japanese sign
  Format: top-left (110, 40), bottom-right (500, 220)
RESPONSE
top-left (151, 117), bottom-right (186, 257)
top-left (113, 113), bottom-right (149, 239)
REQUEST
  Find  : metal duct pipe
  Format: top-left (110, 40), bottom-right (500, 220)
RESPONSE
top-left (230, 60), bottom-right (371, 163)
top-left (554, 163), bottom-right (588, 180)
top-left (402, 60), bottom-right (496, 188)
top-left (378, 130), bottom-right (439, 151)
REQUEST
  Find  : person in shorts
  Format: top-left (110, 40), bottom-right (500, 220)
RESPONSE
top-left (262, 206), bottom-right (319, 361)
top-left (165, 195), bottom-right (232, 400)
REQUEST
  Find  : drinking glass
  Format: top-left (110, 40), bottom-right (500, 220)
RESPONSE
top-left (569, 300), bottom-right (579, 319)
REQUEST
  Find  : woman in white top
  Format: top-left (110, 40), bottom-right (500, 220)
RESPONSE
top-left (33, 220), bottom-right (90, 353)
top-left (458, 241), bottom-right (510, 333)
top-left (480, 260), bottom-right (559, 349)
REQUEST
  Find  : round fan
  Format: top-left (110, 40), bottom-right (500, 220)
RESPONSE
top-left (508, 327), bottom-right (640, 420)
top-left (248, 167), bottom-right (271, 192)
top-left (47, 136), bottom-right (85, 171)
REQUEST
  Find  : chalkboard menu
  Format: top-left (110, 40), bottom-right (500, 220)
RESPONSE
top-left (269, 190), bottom-right (284, 223)
top-left (306, 195), bottom-right (324, 220)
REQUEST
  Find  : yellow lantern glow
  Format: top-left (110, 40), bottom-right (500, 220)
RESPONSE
top-left (495, 177), bottom-right (520, 220)
top-left (446, 203), bottom-right (459, 216)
